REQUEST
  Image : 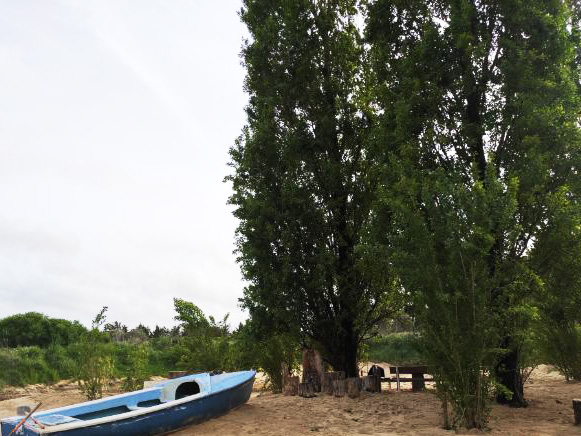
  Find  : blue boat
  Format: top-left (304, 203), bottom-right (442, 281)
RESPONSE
top-left (1, 370), bottom-right (255, 436)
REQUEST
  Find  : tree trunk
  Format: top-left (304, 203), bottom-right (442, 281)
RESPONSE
top-left (333, 379), bottom-right (347, 397)
top-left (346, 377), bottom-right (361, 398)
top-left (496, 346), bottom-right (527, 407)
top-left (302, 349), bottom-right (323, 392)
top-left (329, 323), bottom-right (359, 378)
top-left (283, 376), bottom-right (299, 396)
top-left (299, 382), bottom-right (316, 398)
top-left (573, 399), bottom-right (581, 425)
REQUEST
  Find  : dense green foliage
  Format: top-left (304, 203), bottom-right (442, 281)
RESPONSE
top-left (532, 190), bottom-right (581, 380)
top-left (231, 318), bottom-right (300, 392)
top-left (0, 347), bottom-right (63, 388)
top-left (0, 312), bottom-right (86, 348)
top-left (229, 0), bottom-right (403, 378)
top-left (365, 0), bottom-right (581, 427)
top-left (228, 0), bottom-right (581, 430)
top-left (0, 302), bottom-right (297, 395)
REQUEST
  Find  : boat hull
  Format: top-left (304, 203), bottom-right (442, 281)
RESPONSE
top-left (1, 375), bottom-right (254, 436)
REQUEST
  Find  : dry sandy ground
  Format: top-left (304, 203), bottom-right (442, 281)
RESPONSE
top-left (1, 365), bottom-right (580, 435)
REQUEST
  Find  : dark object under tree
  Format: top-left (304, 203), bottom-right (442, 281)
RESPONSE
top-left (574, 399), bottom-right (581, 426)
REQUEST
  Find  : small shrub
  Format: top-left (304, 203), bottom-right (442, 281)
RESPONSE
top-left (75, 307), bottom-right (114, 400)
top-left (121, 343), bottom-right (150, 392)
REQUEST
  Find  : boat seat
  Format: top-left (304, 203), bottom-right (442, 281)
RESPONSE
top-left (36, 414), bottom-right (80, 426)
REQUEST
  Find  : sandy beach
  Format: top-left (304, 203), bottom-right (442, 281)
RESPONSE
top-left (1, 365), bottom-right (580, 435)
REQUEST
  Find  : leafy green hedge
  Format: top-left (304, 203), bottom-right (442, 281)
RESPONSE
top-left (0, 340), bottom-right (182, 389)
top-left (0, 347), bottom-right (61, 387)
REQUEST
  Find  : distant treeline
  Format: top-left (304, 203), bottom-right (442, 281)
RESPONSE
top-left (0, 312), bottom-right (86, 348)
top-left (0, 312), bottom-right (185, 349)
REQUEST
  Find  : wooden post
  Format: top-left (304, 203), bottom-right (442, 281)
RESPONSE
top-left (442, 393), bottom-right (451, 430)
top-left (298, 382), bottom-right (316, 398)
top-left (363, 375), bottom-right (381, 393)
top-left (411, 372), bottom-right (425, 392)
top-left (322, 373), bottom-right (334, 395)
top-left (333, 379), bottom-right (347, 397)
top-left (322, 371), bottom-right (345, 395)
top-left (346, 378), bottom-right (361, 399)
top-left (573, 399), bottom-right (581, 425)
top-left (283, 376), bottom-right (299, 396)
top-left (396, 367), bottom-right (400, 392)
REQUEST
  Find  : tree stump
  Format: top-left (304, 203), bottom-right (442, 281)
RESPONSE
top-left (573, 399), bottom-right (581, 425)
top-left (346, 377), bottom-right (361, 399)
top-left (322, 373), bottom-right (334, 395)
top-left (322, 371), bottom-right (345, 395)
top-left (298, 382), bottom-right (316, 398)
top-left (302, 349), bottom-right (324, 392)
top-left (283, 376), bottom-right (299, 396)
top-left (333, 379), bottom-right (347, 397)
top-left (363, 375), bottom-right (381, 393)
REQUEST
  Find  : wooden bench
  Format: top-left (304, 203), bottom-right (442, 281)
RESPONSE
top-left (382, 366), bottom-right (434, 392)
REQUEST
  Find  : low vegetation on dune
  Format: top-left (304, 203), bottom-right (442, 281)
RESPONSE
top-left (0, 301), bottom-right (301, 397)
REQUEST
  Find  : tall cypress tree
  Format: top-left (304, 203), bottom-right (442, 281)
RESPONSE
top-left (367, 0), bottom-right (581, 419)
top-left (228, 0), bottom-right (401, 377)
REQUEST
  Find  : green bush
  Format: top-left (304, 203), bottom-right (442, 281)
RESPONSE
top-left (121, 343), bottom-right (150, 392)
top-left (0, 313), bottom-right (86, 348)
top-left (540, 321), bottom-right (581, 381)
top-left (0, 347), bottom-right (59, 387)
top-left (230, 321), bottom-right (299, 392)
top-left (43, 344), bottom-right (77, 380)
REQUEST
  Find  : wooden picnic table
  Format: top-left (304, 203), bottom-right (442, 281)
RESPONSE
top-left (381, 365), bottom-right (434, 392)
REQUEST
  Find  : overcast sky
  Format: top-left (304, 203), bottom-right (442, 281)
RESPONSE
top-left (0, 0), bottom-right (250, 329)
